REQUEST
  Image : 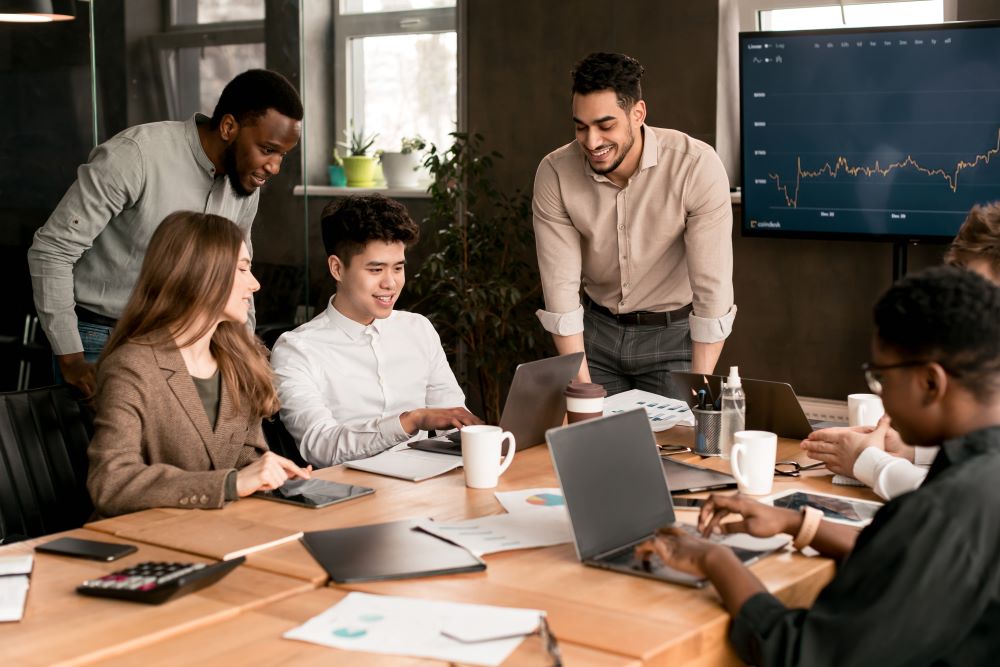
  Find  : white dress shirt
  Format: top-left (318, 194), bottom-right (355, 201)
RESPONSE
top-left (852, 445), bottom-right (937, 500)
top-left (270, 300), bottom-right (466, 467)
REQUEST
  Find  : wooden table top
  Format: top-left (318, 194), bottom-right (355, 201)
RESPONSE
top-left (0, 528), bottom-right (313, 667)
top-left (7, 425), bottom-right (880, 666)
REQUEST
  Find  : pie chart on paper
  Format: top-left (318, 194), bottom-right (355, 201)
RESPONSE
top-left (525, 493), bottom-right (565, 507)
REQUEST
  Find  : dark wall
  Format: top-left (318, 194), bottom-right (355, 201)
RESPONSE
top-left (466, 0), bottom-right (718, 195)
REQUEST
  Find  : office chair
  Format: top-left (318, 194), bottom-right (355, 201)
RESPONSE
top-left (0, 385), bottom-right (94, 544)
top-left (262, 413), bottom-right (311, 469)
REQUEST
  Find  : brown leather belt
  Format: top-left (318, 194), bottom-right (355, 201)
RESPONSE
top-left (584, 295), bottom-right (692, 327)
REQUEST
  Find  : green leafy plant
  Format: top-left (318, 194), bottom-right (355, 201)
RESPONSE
top-left (339, 124), bottom-right (378, 156)
top-left (400, 136), bottom-right (426, 155)
top-left (330, 149), bottom-right (343, 167)
top-left (411, 132), bottom-right (541, 422)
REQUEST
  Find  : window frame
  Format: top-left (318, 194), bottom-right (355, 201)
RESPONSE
top-left (150, 0), bottom-right (266, 120)
top-left (333, 3), bottom-right (460, 155)
top-left (737, 0), bottom-right (957, 32)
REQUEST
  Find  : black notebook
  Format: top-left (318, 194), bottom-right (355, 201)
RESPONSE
top-left (301, 519), bottom-right (486, 583)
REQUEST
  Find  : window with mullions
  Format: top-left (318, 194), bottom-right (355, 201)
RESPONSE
top-left (148, 0), bottom-right (266, 121)
top-left (334, 1), bottom-right (458, 157)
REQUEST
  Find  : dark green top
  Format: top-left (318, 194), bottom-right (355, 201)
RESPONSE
top-left (191, 370), bottom-right (221, 430)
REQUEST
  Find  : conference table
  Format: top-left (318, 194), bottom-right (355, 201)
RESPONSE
top-left (0, 425), bottom-right (880, 666)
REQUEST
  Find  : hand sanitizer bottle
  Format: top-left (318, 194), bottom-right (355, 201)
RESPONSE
top-left (719, 366), bottom-right (746, 460)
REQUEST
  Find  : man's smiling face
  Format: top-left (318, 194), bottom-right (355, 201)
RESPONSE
top-left (572, 89), bottom-right (645, 178)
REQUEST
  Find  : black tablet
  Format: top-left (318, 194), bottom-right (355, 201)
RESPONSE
top-left (254, 478), bottom-right (374, 509)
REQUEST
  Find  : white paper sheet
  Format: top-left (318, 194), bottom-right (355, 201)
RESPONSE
top-left (416, 509), bottom-right (572, 556)
top-left (284, 592), bottom-right (542, 666)
top-left (603, 389), bottom-right (694, 430)
top-left (0, 555), bottom-right (31, 623)
top-left (344, 447), bottom-right (462, 481)
top-left (494, 487), bottom-right (566, 514)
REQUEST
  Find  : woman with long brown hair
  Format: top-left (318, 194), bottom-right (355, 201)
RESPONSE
top-left (87, 211), bottom-right (309, 517)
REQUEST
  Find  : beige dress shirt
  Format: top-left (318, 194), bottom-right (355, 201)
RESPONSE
top-left (532, 125), bottom-right (736, 342)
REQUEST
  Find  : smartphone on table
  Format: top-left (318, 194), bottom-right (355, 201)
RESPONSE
top-left (35, 537), bottom-right (138, 562)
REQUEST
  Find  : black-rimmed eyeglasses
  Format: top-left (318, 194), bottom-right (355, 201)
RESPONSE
top-left (861, 360), bottom-right (930, 395)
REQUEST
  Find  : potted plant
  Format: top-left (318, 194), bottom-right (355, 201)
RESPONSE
top-left (380, 136), bottom-right (426, 189)
top-left (409, 132), bottom-right (541, 422)
top-left (338, 125), bottom-right (378, 187)
top-left (327, 150), bottom-right (346, 187)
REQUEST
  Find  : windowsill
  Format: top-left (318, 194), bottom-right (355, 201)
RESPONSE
top-left (293, 185), bottom-right (431, 199)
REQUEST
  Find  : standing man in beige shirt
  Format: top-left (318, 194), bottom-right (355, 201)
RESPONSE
top-left (533, 52), bottom-right (736, 395)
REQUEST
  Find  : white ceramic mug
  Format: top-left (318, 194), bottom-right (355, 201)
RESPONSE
top-left (848, 393), bottom-right (885, 427)
top-left (730, 430), bottom-right (777, 495)
top-left (460, 425), bottom-right (516, 489)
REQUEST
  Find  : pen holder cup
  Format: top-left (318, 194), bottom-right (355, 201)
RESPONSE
top-left (692, 408), bottom-right (722, 456)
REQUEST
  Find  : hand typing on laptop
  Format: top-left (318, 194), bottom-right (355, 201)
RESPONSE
top-left (399, 407), bottom-right (482, 436)
top-left (634, 493), bottom-right (860, 582)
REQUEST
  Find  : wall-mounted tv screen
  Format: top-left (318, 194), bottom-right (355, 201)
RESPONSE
top-left (740, 21), bottom-right (1000, 241)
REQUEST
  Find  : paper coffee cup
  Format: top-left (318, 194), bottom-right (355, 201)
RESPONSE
top-left (564, 382), bottom-right (607, 423)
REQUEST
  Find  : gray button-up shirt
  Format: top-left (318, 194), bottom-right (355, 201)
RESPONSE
top-left (28, 114), bottom-right (258, 355)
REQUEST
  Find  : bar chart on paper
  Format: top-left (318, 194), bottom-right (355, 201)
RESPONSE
top-left (741, 24), bottom-right (1000, 239)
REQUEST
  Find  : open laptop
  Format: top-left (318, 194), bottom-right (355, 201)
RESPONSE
top-left (547, 409), bottom-right (784, 588)
top-left (670, 371), bottom-right (831, 440)
top-left (409, 352), bottom-right (585, 456)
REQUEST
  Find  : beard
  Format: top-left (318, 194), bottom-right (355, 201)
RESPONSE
top-left (223, 142), bottom-right (254, 198)
top-left (588, 126), bottom-right (636, 176)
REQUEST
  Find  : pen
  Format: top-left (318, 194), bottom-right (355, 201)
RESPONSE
top-left (701, 375), bottom-right (714, 408)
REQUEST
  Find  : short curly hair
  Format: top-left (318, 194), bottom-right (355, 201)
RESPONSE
top-left (944, 202), bottom-right (1000, 275)
top-left (321, 194), bottom-right (420, 265)
top-left (571, 52), bottom-right (644, 109)
top-left (874, 265), bottom-right (1000, 400)
top-left (210, 69), bottom-right (303, 129)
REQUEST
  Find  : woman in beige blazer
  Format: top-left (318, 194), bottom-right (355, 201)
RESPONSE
top-left (87, 211), bottom-right (310, 517)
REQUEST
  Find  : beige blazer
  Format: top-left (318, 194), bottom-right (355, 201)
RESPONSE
top-left (87, 339), bottom-right (268, 517)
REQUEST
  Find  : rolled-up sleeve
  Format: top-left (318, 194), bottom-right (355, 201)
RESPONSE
top-left (27, 138), bottom-right (144, 355)
top-left (683, 148), bottom-right (735, 343)
top-left (533, 158), bottom-right (585, 336)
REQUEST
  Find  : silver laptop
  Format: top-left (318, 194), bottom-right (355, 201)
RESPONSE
top-left (409, 352), bottom-right (585, 456)
top-left (670, 371), bottom-right (835, 440)
top-left (547, 409), bottom-right (779, 588)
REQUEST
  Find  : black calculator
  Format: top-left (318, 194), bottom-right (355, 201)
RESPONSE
top-left (76, 557), bottom-right (245, 604)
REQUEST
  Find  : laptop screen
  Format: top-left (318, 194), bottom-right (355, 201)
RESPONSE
top-left (547, 409), bottom-right (676, 561)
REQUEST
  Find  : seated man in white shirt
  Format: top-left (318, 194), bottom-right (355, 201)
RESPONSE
top-left (802, 202), bottom-right (1000, 499)
top-left (270, 194), bottom-right (482, 467)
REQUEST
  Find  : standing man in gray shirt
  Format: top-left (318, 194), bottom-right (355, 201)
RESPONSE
top-left (533, 52), bottom-right (736, 396)
top-left (28, 69), bottom-right (303, 398)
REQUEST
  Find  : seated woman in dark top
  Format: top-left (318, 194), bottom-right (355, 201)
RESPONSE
top-left (638, 266), bottom-right (1000, 666)
top-left (87, 211), bottom-right (310, 517)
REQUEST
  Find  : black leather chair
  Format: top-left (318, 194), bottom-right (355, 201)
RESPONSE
top-left (262, 413), bottom-right (311, 469)
top-left (0, 385), bottom-right (94, 544)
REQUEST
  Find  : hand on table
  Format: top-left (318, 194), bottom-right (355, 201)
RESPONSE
top-left (236, 451), bottom-right (312, 497)
top-left (800, 416), bottom-right (897, 476)
top-left (400, 407), bottom-right (483, 435)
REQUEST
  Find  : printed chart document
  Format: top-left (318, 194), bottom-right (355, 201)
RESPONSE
top-left (284, 591), bottom-right (542, 666)
top-left (344, 446), bottom-right (462, 482)
top-left (416, 509), bottom-right (572, 557)
top-left (0, 554), bottom-right (32, 622)
top-left (603, 389), bottom-right (694, 431)
top-left (494, 488), bottom-right (566, 514)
